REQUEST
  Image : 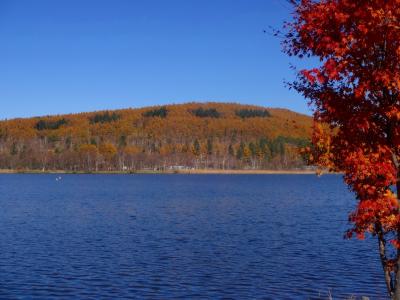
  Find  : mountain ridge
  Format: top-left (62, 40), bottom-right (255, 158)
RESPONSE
top-left (2, 102), bottom-right (311, 121)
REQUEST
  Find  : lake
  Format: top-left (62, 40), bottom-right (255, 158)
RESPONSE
top-left (0, 174), bottom-right (387, 299)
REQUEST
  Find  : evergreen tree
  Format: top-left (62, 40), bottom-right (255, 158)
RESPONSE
top-left (191, 108), bottom-right (220, 118)
top-left (10, 142), bottom-right (17, 155)
top-left (249, 142), bottom-right (257, 157)
top-left (119, 135), bottom-right (127, 148)
top-left (143, 107), bottom-right (168, 118)
top-left (228, 144), bottom-right (234, 156)
top-left (207, 138), bottom-right (213, 155)
top-left (236, 142), bottom-right (245, 160)
top-left (193, 139), bottom-right (200, 156)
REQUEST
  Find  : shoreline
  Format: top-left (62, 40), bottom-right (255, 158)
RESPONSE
top-left (0, 169), bottom-right (325, 175)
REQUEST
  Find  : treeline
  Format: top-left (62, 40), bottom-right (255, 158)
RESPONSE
top-left (0, 102), bottom-right (312, 171)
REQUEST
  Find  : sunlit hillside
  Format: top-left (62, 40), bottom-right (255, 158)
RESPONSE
top-left (0, 102), bottom-right (312, 171)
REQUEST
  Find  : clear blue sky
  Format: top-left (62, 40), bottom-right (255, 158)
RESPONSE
top-left (0, 0), bottom-right (311, 119)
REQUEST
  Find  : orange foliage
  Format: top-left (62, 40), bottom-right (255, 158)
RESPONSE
top-left (0, 102), bottom-right (312, 171)
top-left (284, 0), bottom-right (400, 296)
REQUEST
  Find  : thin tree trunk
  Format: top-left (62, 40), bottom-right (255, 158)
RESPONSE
top-left (393, 164), bottom-right (400, 300)
top-left (377, 225), bottom-right (393, 297)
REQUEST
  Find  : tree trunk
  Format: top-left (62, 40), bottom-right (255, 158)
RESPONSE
top-left (393, 168), bottom-right (400, 300)
top-left (377, 226), bottom-right (393, 298)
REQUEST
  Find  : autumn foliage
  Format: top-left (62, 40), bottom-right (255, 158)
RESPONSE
top-left (0, 102), bottom-right (311, 172)
top-left (285, 0), bottom-right (400, 297)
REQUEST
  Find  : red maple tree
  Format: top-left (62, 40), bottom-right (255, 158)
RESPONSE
top-left (284, 0), bottom-right (400, 298)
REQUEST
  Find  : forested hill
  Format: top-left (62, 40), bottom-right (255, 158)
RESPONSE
top-left (0, 102), bottom-right (312, 171)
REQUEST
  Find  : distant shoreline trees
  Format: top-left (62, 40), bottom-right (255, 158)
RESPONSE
top-left (0, 103), bottom-right (311, 172)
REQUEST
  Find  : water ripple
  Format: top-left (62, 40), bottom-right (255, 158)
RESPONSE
top-left (0, 174), bottom-right (388, 299)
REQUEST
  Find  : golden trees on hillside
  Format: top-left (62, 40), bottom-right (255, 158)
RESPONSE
top-left (0, 103), bottom-right (311, 171)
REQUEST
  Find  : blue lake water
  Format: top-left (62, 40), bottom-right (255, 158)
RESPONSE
top-left (0, 174), bottom-right (388, 299)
